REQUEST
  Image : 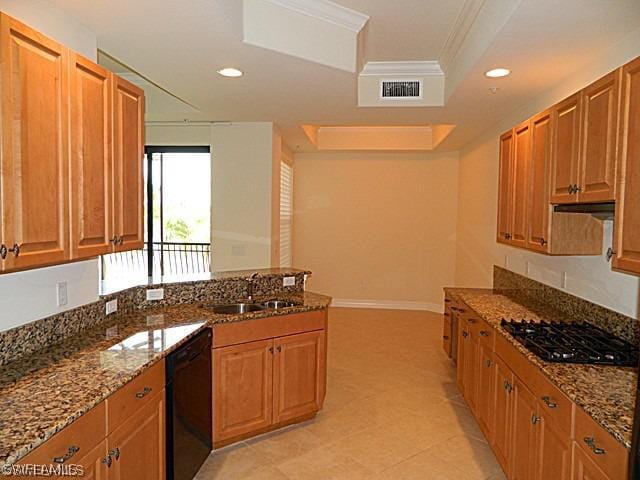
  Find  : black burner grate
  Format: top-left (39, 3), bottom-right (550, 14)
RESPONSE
top-left (500, 319), bottom-right (639, 366)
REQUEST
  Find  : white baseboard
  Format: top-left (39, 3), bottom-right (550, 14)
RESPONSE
top-left (330, 298), bottom-right (443, 313)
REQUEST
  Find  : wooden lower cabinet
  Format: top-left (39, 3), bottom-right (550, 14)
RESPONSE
top-left (273, 330), bottom-right (326, 423)
top-left (493, 356), bottom-right (514, 475)
top-left (213, 339), bottom-right (274, 443)
top-left (106, 390), bottom-right (165, 480)
top-left (538, 416), bottom-right (571, 480)
top-left (212, 309), bottom-right (328, 447)
top-left (77, 440), bottom-right (109, 480)
top-left (510, 377), bottom-right (538, 480)
top-left (573, 442), bottom-right (609, 480)
top-left (476, 344), bottom-right (496, 441)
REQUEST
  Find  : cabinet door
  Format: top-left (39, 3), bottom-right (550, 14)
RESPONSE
top-left (70, 53), bottom-right (113, 259)
top-left (493, 356), bottom-right (513, 475)
top-left (78, 440), bottom-right (109, 480)
top-left (537, 415), bottom-right (571, 480)
top-left (112, 76), bottom-right (144, 252)
top-left (462, 327), bottom-right (478, 413)
top-left (527, 110), bottom-right (552, 252)
top-left (572, 442), bottom-right (609, 480)
top-left (511, 121), bottom-right (531, 248)
top-left (107, 390), bottom-right (165, 480)
top-left (442, 313), bottom-right (452, 357)
top-left (273, 330), bottom-right (325, 424)
top-left (456, 319), bottom-right (467, 394)
top-left (614, 57), bottom-right (640, 275)
top-left (476, 345), bottom-right (495, 442)
top-left (213, 339), bottom-right (273, 443)
top-left (550, 93), bottom-right (581, 204)
top-left (510, 377), bottom-right (538, 480)
top-left (497, 130), bottom-right (514, 244)
top-left (579, 70), bottom-right (620, 203)
top-left (0, 14), bottom-right (69, 270)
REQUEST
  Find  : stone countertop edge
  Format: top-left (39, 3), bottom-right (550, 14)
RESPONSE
top-left (0, 291), bottom-right (331, 467)
top-left (444, 287), bottom-right (637, 450)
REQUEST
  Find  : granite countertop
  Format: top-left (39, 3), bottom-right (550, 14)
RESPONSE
top-left (445, 287), bottom-right (637, 449)
top-left (0, 291), bottom-right (331, 466)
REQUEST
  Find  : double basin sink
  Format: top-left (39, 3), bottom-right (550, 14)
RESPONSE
top-left (203, 299), bottom-right (300, 315)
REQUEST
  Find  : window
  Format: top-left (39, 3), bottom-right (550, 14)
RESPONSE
top-left (101, 146), bottom-right (211, 281)
top-left (280, 160), bottom-right (293, 267)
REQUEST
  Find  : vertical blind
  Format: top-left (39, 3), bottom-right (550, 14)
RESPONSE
top-left (280, 161), bottom-right (293, 267)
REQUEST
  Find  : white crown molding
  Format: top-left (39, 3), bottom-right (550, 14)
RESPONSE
top-left (439, 0), bottom-right (486, 72)
top-left (265, 0), bottom-right (369, 33)
top-left (330, 298), bottom-right (444, 313)
top-left (360, 61), bottom-right (444, 77)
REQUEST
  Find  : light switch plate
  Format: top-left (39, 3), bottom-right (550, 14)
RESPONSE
top-left (56, 281), bottom-right (68, 307)
top-left (146, 288), bottom-right (165, 301)
top-left (106, 299), bottom-right (118, 315)
top-left (283, 276), bottom-right (296, 287)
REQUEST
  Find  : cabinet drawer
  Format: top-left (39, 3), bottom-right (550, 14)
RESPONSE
top-left (574, 406), bottom-right (628, 480)
top-left (442, 317), bottom-right (452, 357)
top-left (530, 370), bottom-right (573, 436)
top-left (107, 360), bottom-right (165, 433)
top-left (213, 309), bottom-right (327, 348)
top-left (19, 402), bottom-right (106, 467)
top-left (477, 319), bottom-right (495, 349)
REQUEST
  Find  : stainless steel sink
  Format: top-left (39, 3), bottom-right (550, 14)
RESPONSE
top-left (262, 300), bottom-right (298, 309)
top-left (203, 299), bottom-right (301, 314)
top-left (205, 303), bottom-right (266, 314)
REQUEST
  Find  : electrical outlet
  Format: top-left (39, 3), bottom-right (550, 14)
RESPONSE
top-left (106, 299), bottom-right (118, 315)
top-left (146, 288), bottom-right (165, 301)
top-left (283, 276), bottom-right (296, 287)
top-left (56, 281), bottom-right (68, 307)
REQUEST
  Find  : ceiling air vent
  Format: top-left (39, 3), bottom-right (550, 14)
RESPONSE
top-left (380, 79), bottom-right (423, 100)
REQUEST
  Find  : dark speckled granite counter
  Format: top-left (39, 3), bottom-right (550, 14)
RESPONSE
top-left (445, 287), bottom-right (637, 450)
top-left (0, 291), bottom-right (331, 467)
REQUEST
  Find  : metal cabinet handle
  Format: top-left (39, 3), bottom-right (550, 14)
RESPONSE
top-left (444, 299), bottom-right (451, 303)
top-left (583, 437), bottom-right (606, 455)
top-left (462, 331), bottom-right (468, 338)
top-left (574, 184), bottom-right (581, 193)
top-left (504, 381), bottom-right (513, 394)
top-left (485, 359), bottom-right (492, 367)
top-left (466, 318), bottom-right (476, 324)
top-left (504, 233), bottom-right (512, 240)
top-left (443, 335), bottom-right (450, 340)
top-left (118, 236), bottom-right (124, 245)
top-left (480, 331), bottom-right (489, 337)
top-left (53, 445), bottom-right (80, 464)
top-left (276, 346), bottom-right (282, 353)
top-left (8, 244), bottom-right (20, 257)
top-left (135, 386), bottom-right (152, 399)
top-left (110, 236), bottom-right (118, 245)
top-left (102, 455), bottom-right (112, 468)
top-left (540, 238), bottom-right (547, 246)
top-left (606, 247), bottom-right (615, 262)
top-left (109, 448), bottom-right (120, 460)
top-left (568, 185), bottom-right (574, 194)
top-left (541, 396), bottom-right (557, 409)
top-left (531, 414), bottom-right (541, 425)
top-left (0, 244), bottom-right (6, 259)
top-left (269, 346), bottom-right (274, 354)
top-left (444, 312), bottom-right (450, 317)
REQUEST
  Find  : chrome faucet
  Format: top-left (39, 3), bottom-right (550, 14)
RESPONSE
top-left (246, 272), bottom-right (259, 301)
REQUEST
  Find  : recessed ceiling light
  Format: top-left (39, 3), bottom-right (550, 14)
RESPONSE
top-left (217, 67), bottom-right (243, 78)
top-left (485, 68), bottom-right (510, 78)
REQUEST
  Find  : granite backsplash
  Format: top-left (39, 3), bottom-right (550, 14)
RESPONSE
top-left (0, 268), bottom-right (308, 367)
top-left (493, 266), bottom-right (639, 346)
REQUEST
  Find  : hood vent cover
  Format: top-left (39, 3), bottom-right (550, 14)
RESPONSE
top-left (380, 80), bottom-right (422, 99)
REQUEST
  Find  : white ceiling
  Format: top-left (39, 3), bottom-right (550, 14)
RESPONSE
top-left (50, 0), bottom-right (640, 151)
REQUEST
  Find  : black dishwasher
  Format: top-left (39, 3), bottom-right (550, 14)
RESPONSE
top-left (166, 328), bottom-right (212, 480)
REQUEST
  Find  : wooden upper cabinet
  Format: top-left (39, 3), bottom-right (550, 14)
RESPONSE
top-left (273, 330), bottom-right (326, 424)
top-left (0, 14), bottom-right (69, 270)
top-left (550, 93), bottom-right (582, 204)
top-left (527, 111), bottom-right (552, 252)
top-left (112, 76), bottom-right (145, 252)
top-left (579, 70), bottom-right (620, 203)
top-left (511, 122), bottom-right (531, 248)
top-left (69, 53), bottom-right (113, 259)
top-left (614, 57), bottom-right (640, 276)
top-left (497, 130), bottom-right (514, 244)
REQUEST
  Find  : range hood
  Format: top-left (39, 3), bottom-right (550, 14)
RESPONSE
top-left (554, 202), bottom-right (615, 220)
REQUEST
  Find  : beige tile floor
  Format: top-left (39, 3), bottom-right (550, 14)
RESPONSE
top-left (195, 308), bottom-right (507, 480)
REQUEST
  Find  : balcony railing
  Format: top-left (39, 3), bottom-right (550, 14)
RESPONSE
top-left (102, 242), bottom-right (211, 279)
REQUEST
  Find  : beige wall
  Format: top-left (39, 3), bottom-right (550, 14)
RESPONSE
top-left (455, 27), bottom-right (640, 318)
top-left (293, 151), bottom-right (459, 311)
